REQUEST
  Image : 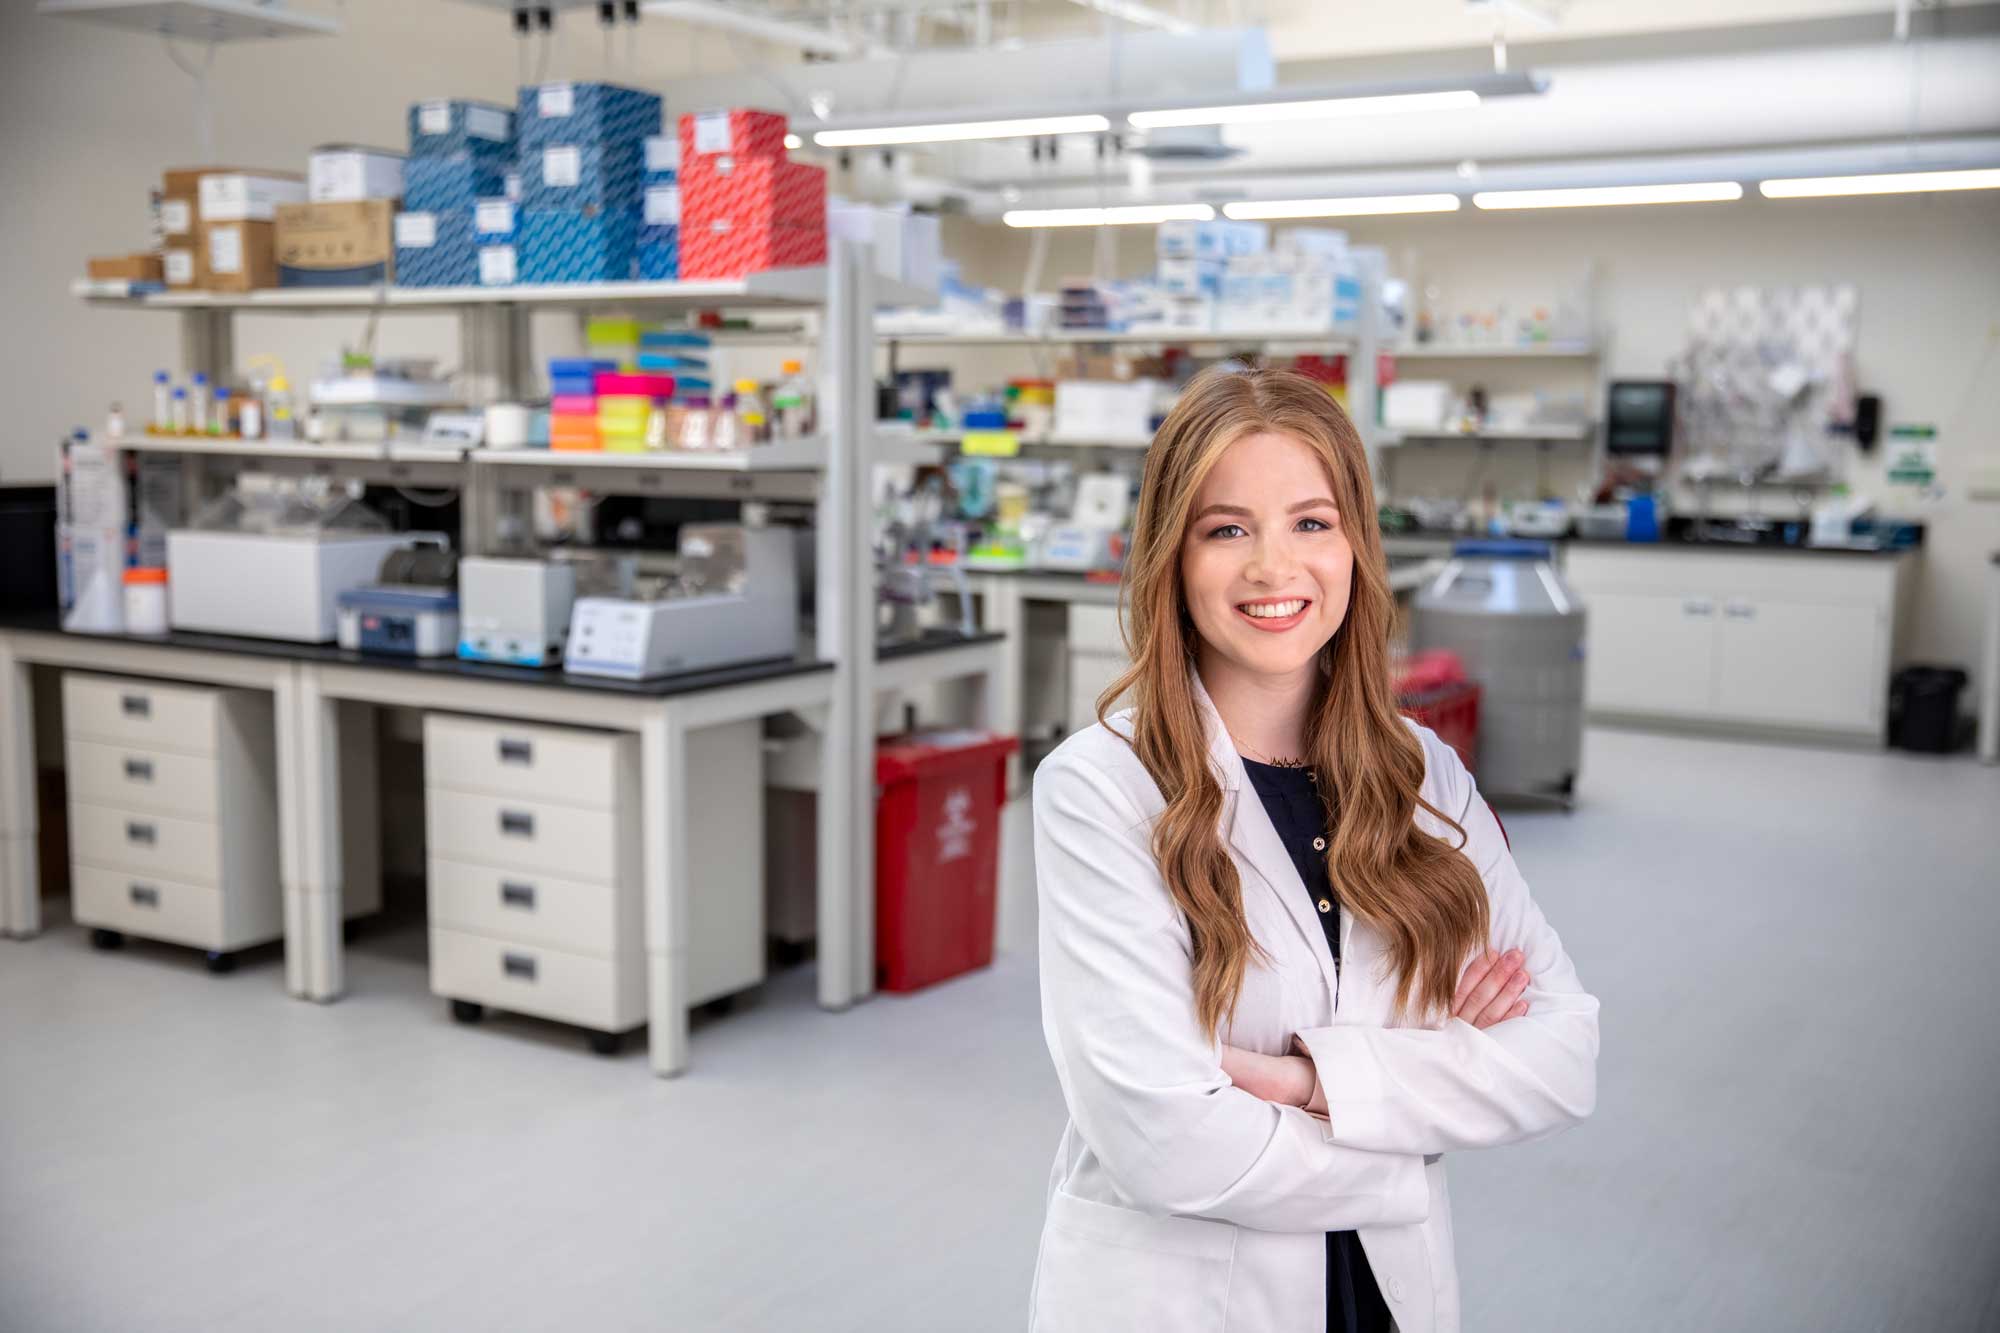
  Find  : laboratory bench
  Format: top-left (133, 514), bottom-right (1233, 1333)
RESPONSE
top-left (0, 614), bottom-right (1004, 1075)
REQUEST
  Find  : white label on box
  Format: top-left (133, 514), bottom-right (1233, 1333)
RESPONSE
top-left (419, 100), bottom-right (451, 136)
top-left (395, 212), bottom-right (438, 249)
top-left (644, 135), bottom-right (676, 174)
top-left (504, 172), bottom-right (522, 202)
top-left (164, 249), bottom-right (194, 285)
top-left (207, 225), bottom-right (244, 275)
top-left (479, 245), bottom-right (516, 287)
top-left (543, 146), bottom-right (581, 189)
top-left (465, 105), bottom-right (510, 142)
top-left (644, 185), bottom-right (680, 226)
top-left (538, 82), bottom-right (574, 118)
top-left (160, 199), bottom-right (192, 235)
top-left (693, 111), bottom-right (732, 155)
top-left (475, 199), bottom-right (514, 235)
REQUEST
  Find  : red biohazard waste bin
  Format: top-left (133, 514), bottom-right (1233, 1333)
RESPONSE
top-left (874, 729), bottom-right (1020, 993)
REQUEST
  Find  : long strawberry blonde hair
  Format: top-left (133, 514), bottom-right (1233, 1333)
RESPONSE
top-left (1100, 366), bottom-right (1488, 1037)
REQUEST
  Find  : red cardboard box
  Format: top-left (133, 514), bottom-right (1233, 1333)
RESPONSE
top-left (678, 108), bottom-right (788, 163)
top-left (680, 220), bottom-right (827, 278)
top-left (681, 157), bottom-right (826, 230)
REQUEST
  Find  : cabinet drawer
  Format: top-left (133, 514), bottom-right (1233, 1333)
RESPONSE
top-left (70, 802), bottom-right (221, 885)
top-left (72, 863), bottom-right (226, 949)
top-left (425, 789), bottom-right (622, 884)
top-left (429, 927), bottom-right (643, 1032)
top-left (424, 715), bottom-right (626, 809)
top-left (64, 740), bottom-right (220, 820)
top-left (427, 858), bottom-right (628, 958)
top-left (1067, 604), bottom-right (1129, 655)
top-left (63, 675), bottom-right (220, 756)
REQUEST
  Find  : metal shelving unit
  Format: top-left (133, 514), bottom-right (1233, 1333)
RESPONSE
top-left (1389, 341), bottom-right (1599, 360)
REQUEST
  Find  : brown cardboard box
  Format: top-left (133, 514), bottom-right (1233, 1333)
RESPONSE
top-left (162, 165), bottom-right (254, 196)
top-left (195, 219), bottom-right (278, 292)
top-left (274, 200), bottom-right (394, 286)
top-left (88, 254), bottom-right (166, 282)
top-left (159, 195), bottom-right (196, 243)
top-left (162, 247), bottom-right (197, 289)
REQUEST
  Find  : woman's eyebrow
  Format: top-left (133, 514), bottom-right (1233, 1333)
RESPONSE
top-left (1289, 498), bottom-right (1338, 513)
top-left (1193, 503), bottom-right (1252, 520)
top-left (1193, 498), bottom-right (1339, 520)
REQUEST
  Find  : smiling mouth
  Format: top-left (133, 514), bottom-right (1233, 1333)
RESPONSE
top-left (1236, 597), bottom-right (1311, 630)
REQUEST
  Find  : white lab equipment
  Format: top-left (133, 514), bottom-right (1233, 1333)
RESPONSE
top-left (564, 525), bottom-right (797, 680)
top-left (457, 557), bottom-right (577, 667)
top-left (165, 487), bottom-right (434, 643)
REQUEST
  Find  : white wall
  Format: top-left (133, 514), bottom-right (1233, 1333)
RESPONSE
top-left (0, 0), bottom-right (789, 485)
top-left (930, 196), bottom-right (2000, 684)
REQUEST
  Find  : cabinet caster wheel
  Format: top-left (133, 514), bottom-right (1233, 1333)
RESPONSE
top-left (588, 1030), bottom-right (623, 1057)
top-left (451, 1000), bottom-right (485, 1025)
top-left (204, 951), bottom-right (236, 974)
top-left (91, 929), bottom-right (126, 951)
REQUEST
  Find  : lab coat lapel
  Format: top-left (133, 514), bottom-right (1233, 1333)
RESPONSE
top-left (1192, 674), bottom-right (1340, 996)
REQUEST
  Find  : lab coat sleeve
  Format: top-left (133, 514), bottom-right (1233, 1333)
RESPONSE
top-left (1035, 751), bottom-right (1430, 1233)
top-left (1293, 735), bottom-right (1600, 1157)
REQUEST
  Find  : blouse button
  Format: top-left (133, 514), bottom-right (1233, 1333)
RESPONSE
top-left (1312, 836), bottom-right (1326, 851)
top-left (1317, 898), bottom-right (1332, 914)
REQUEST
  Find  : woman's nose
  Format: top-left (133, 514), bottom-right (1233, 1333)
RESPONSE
top-left (1244, 534), bottom-right (1295, 584)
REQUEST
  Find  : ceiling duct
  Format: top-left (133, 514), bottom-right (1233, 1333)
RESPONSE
top-left (1131, 125), bottom-right (1245, 162)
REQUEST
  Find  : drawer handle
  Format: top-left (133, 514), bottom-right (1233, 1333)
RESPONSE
top-left (121, 694), bottom-right (152, 719)
top-left (498, 738), bottom-right (534, 765)
top-left (128, 884), bottom-right (160, 909)
top-left (1683, 599), bottom-right (1715, 618)
top-left (126, 821), bottom-right (157, 846)
top-left (1724, 602), bottom-right (1756, 620)
top-left (502, 952), bottom-right (538, 982)
top-left (124, 758), bottom-right (155, 782)
top-left (501, 882), bottom-right (537, 910)
top-left (499, 811), bottom-right (535, 838)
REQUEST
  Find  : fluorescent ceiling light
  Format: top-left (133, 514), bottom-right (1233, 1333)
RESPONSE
top-left (1004, 204), bottom-right (1216, 228)
top-left (1064, 0), bottom-right (1194, 34)
top-left (37, 0), bottom-right (338, 41)
top-left (1225, 194), bottom-right (1462, 219)
top-left (1128, 89), bottom-right (1480, 131)
top-left (815, 114), bottom-right (1111, 149)
top-left (1759, 167), bottom-right (2000, 198)
top-left (1473, 181), bottom-right (1743, 209)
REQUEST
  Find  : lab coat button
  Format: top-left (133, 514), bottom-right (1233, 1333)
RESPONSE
top-left (1312, 835), bottom-right (1326, 851)
top-left (1317, 898), bottom-right (1332, 914)
top-left (1388, 1277), bottom-right (1406, 1302)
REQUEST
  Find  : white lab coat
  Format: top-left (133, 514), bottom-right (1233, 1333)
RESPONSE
top-left (1029, 677), bottom-right (1599, 1333)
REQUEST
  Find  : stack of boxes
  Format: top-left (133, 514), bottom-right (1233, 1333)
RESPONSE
top-left (397, 99), bottom-right (514, 288)
top-left (516, 81), bottom-right (661, 285)
top-left (678, 108), bottom-right (826, 279)
top-left (637, 331), bottom-right (710, 401)
top-left (1144, 219), bottom-right (1267, 333)
top-left (170, 169), bottom-right (306, 293)
top-left (275, 146), bottom-right (404, 287)
top-left (549, 358), bottom-right (615, 451)
top-left (595, 372), bottom-right (676, 453)
top-left (638, 135), bottom-right (680, 280)
top-left (1217, 228), bottom-right (1362, 335)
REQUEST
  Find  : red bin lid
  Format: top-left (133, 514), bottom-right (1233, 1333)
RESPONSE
top-left (875, 730), bottom-right (1020, 784)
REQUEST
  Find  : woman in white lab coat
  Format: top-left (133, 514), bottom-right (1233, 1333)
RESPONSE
top-left (1030, 367), bottom-right (1599, 1333)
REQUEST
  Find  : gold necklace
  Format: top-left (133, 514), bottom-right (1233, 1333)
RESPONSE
top-left (1232, 733), bottom-right (1310, 769)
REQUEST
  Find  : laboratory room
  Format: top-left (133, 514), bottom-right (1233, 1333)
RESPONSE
top-left (2, 0), bottom-right (1999, 1329)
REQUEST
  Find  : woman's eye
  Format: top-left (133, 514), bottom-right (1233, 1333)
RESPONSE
top-left (1208, 523), bottom-right (1246, 540)
top-left (1297, 516), bottom-right (1333, 532)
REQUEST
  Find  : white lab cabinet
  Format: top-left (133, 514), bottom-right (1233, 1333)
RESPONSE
top-left (424, 714), bottom-right (765, 1050)
top-left (1066, 604), bottom-right (1132, 734)
top-left (1563, 546), bottom-right (1912, 742)
top-left (63, 673), bottom-right (383, 966)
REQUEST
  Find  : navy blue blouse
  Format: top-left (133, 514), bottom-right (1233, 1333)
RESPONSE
top-left (1241, 756), bottom-right (1391, 1333)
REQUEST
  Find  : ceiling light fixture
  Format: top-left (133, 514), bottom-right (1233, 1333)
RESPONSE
top-left (1224, 194), bottom-right (1462, 220)
top-left (1129, 89), bottom-right (1480, 130)
top-left (814, 114), bottom-right (1111, 149)
top-left (1003, 203), bottom-right (1216, 228)
top-left (1063, 0), bottom-right (1195, 35)
top-left (1759, 167), bottom-right (2000, 198)
top-left (1473, 181), bottom-right (1743, 209)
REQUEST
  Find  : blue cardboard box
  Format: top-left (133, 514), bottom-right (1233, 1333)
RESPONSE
top-left (521, 141), bottom-right (644, 214)
top-left (473, 197), bottom-right (516, 242)
top-left (407, 99), bottom-right (514, 157)
top-left (518, 209), bottom-right (640, 284)
top-left (516, 82), bottom-right (662, 149)
top-left (404, 151), bottom-right (510, 215)
top-left (394, 209), bottom-right (478, 287)
top-left (637, 223), bottom-right (679, 280)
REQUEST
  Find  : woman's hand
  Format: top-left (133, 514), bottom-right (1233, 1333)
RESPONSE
top-left (1219, 1043), bottom-right (1318, 1110)
top-left (1453, 948), bottom-right (1532, 1029)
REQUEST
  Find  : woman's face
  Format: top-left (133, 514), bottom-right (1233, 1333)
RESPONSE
top-left (1179, 430), bottom-right (1353, 683)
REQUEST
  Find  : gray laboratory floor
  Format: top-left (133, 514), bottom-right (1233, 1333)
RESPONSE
top-left (4, 728), bottom-right (1999, 1333)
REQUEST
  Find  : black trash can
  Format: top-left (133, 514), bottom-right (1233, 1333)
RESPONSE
top-left (1888, 666), bottom-right (1969, 753)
